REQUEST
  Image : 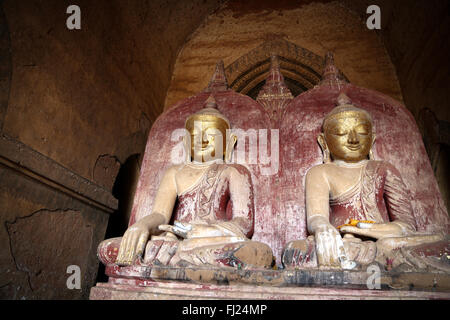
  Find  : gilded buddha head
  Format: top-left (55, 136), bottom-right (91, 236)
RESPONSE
top-left (185, 95), bottom-right (237, 163)
top-left (319, 93), bottom-right (375, 163)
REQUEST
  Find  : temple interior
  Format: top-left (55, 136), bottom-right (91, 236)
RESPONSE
top-left (0, 0), bottom-right (449, 299)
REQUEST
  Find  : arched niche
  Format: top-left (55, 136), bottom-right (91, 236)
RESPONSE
top-left (224, 39), bottom-right (348, 99)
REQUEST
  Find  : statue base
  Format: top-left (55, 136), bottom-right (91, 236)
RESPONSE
top-left (90, 265), bottom-right (450, 300)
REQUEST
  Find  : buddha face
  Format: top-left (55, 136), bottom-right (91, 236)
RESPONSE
top-left (323, 113), bottom-right (374, 162)
top-left (185, 115), bottom-right (228, 163)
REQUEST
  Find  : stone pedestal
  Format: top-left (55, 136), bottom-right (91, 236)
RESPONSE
top-left (90, 265), bottom-right (450, 300)
top-left (90, 279), bottom-right (450, 300)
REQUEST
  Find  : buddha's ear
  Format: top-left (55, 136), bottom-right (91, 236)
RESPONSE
top-left (317, 133), bottom-right (331, 163)
top-left (317, 133), bottom-right (326, 150)
top-left (369, 133), bottom-right (376, 160)
top-left (183, 131), bottom-right (191, 163)
top-left (225, 131), bottom-right (237, 163)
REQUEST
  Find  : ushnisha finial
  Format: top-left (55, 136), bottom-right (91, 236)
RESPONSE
top-left (204, 94), bottom-right (218, 109)
top-left (336, 92), bottom-right (352, 106)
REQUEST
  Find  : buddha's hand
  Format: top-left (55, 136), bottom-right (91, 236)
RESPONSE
top-left (307, 215), bottom-right (356, 270)
top-left (159, 221), bottom-right (229, 239)
top-left (314, 223), bottom-right (356, 270)
top-left (116, 222), bottom-right (149, 265)
top-left (340, 221), bottom-right (406, 240)
top-left (115, 213), bottom-right (167, 266)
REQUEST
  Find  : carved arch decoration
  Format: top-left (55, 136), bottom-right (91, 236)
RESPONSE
top-left (224, 39), bottom-right (348, 99)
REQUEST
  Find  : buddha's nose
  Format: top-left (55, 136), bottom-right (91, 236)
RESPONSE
top-left (347, 130), bottom-right (359, 144)
top-left (199, 137), bottom-right (210, 148)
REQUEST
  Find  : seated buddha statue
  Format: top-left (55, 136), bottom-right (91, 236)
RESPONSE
top-left (97, 96), bottom-right (274, 269)
top-left (282, 93), bottom-right (448, 272)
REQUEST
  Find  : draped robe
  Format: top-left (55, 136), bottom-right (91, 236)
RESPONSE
top-left (329, 160), bottom-right (417, 232)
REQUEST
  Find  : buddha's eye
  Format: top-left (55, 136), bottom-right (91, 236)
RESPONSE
top-left (332, 130), bottom-right (347, 136)
top-left (355, 125), bottom-right (370, 135)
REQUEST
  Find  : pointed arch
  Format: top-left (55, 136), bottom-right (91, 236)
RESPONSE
top-left (224, 39), bottom-right (348, 99)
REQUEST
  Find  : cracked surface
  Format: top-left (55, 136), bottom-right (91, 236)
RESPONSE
top-left (4, 209), bottom-right (93, 299)
top-left (0, 163), bottom-right (109, 299)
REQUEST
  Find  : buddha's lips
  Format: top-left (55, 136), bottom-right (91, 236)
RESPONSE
top-left (345, 145), bottom-right (361, 151)
top-left (193, 145), bottom-right (212, 151)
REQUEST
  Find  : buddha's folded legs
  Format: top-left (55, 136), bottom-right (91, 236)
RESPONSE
top-left (171, 240), bottom-right (274, 269)
top-left (282, 234), bottom-right (449, 272)
top-left (282, 235), bottom-right (376, 269)
top-left (376, 237), bottom-right (450, 273)
top-left (97, 237), bottom-right (274, 269)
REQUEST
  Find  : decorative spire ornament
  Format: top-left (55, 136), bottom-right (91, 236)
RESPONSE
top-left (256, 55), bottom-right (293, 127)
top-left (318, 52), bottom-right (348, 88)
top-left (204, 60), bottom-right (228, 93)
